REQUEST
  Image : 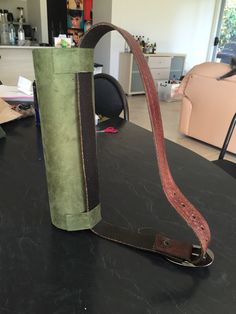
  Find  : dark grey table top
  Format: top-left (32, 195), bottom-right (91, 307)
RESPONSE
top-left (0, 117), bottom-right (236, 314)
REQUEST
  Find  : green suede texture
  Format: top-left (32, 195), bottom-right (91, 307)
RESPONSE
top-left (33, 48), bottom-right (101, 231)
top-left (0, 126), bottom-right (6, 139)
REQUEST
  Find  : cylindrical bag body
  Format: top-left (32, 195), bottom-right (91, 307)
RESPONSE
top-left (32, 23), bottom-right (213, 267)
top-left (33, 48), bottom-right (101, 231)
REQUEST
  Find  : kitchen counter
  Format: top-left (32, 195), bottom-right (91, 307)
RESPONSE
top-left (0, 45), bottom-right (48, 49)
top-left (0, 46), bottom-right (37, 85)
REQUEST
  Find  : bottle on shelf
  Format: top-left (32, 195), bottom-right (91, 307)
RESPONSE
top-left (17, 16), bottom-right (25, 46)
top-left (153, 42), bottom-right (157, 54)
top-left (0, 9), bottom-right (10, 45)
top-left (0, 9), bottom-right (2, 44)
top-left (141, 36), bottom-right (145, 52)
top-left (17, 7), bottom-right (25, 22)
top-left (8, 14), bottom-right (16, 45)
top-left (145, 37), bottom-right (151, 54)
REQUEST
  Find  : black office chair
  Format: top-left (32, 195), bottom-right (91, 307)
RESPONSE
top-left (94, 73), bottom-right (129, 121)
top-left (212, 113), bottom-right (236, 178)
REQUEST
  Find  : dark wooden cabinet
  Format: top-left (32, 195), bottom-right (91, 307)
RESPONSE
top-left (47, 0), bottom-right (67, 45)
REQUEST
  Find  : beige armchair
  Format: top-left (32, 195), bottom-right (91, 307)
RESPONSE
top-left (178, 62), bottom-right (236, 154)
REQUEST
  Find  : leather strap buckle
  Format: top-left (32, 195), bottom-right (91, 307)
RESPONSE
top-left (166, 245), bottom-right (214, 267)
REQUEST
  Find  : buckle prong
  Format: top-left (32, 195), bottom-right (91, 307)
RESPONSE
top-left (166, 245), bottom-right (214, 267)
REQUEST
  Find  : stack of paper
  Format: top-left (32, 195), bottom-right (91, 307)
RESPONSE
top-left (17, 76), bottom-right (33, 96)
top-left (0, 98), bottom-right (22, 124)
top-left (0, 77), bottom-right (34, 102)
top-left (0, 85), bottom-right (34, 102)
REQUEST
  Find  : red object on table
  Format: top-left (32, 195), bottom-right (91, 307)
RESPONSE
top-left (96, 127), bottom-right (118, 134)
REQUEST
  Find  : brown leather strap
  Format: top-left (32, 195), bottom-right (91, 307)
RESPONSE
top-left (79, 23), bottom-right (213, 266)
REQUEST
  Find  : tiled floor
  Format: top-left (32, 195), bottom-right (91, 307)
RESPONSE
top-left (127, 95), bottom-right (236, 162)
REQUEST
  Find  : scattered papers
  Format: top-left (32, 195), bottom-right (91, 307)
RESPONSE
top-left (0, 76), bottom-right (34, 101)
top-left (0, 85), bottom-right (34, 102)
top-left (17, 76), bottom-right (33, 96)
top-left (0, 98), bottom-right (22, 124)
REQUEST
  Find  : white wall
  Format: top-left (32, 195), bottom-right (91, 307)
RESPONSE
top-left (39, 0), bottom-right (49, 43)
top-left (93, 0), bottom-right (112, 73)
top-left (27, 0), bottom-right (41, 42)
top-left (94, 0), bottom-right (218, 78)
top-left (27, 0), bottom-right (48, 43)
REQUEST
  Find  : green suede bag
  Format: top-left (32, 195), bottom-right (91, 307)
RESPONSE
top-left (32, 22), bottom-right (213, 267)
top-left (33, 48), bottom-right (102, 231)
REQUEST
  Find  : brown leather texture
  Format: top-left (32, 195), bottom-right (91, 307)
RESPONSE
top-left (79, 22), bottom-right (211, 265)
top-left (154, 234), bottom-right (193, 261)
top-left (76, 73), bottom-right (100, 211)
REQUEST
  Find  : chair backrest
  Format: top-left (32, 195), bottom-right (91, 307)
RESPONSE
top-left (94, 73), bottom-right (129, 120)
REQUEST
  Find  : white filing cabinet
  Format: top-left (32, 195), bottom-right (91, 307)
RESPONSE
top-left (118, 52), bottom-right (186, 95)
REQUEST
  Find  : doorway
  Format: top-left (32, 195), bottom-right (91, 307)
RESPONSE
top-left (212, 0), bottom-right (236, 63)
